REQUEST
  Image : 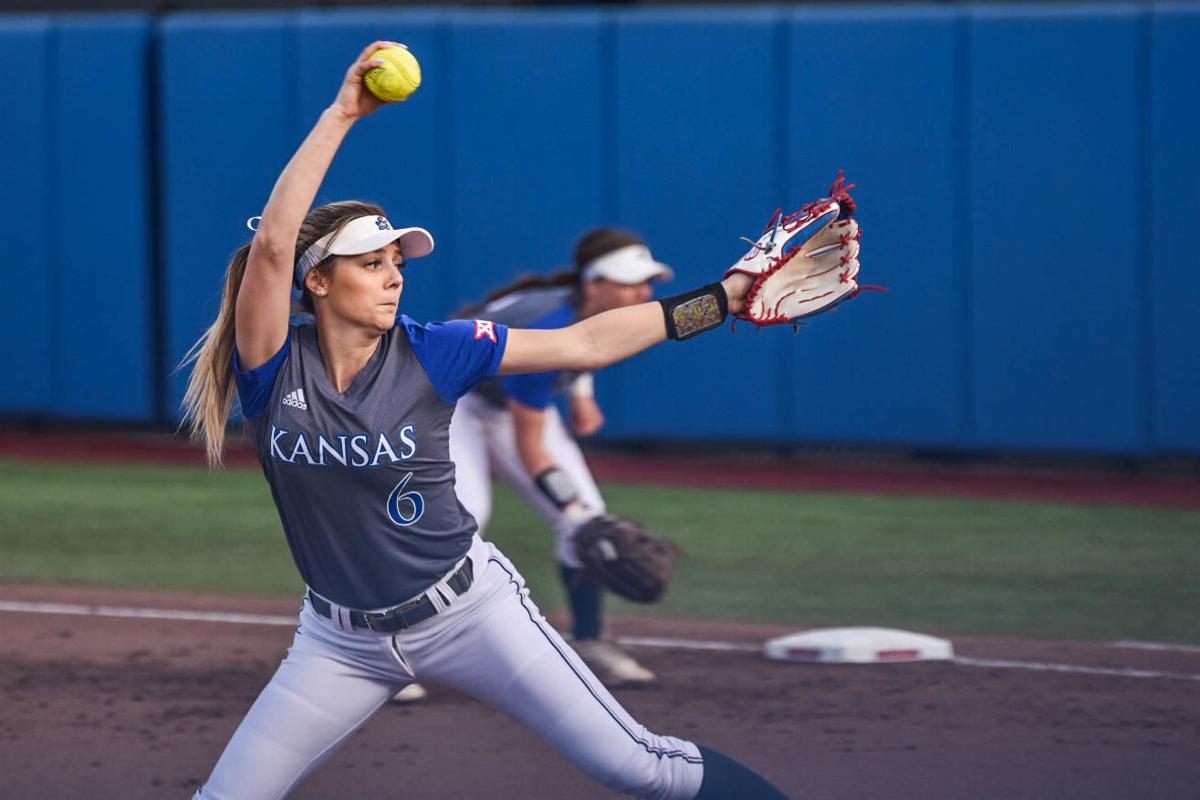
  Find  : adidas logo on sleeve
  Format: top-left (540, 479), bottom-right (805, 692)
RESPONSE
top-left (282, 388), bottom-right (308, 411)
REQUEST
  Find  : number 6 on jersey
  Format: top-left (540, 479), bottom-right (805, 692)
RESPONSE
top-left (387, 472), bottom-right (425, 526)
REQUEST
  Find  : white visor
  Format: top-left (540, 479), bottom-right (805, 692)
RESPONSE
top-left (579, 244), bottom-right (673, 285)
top-left (294, 215), bottom-right (435, 288)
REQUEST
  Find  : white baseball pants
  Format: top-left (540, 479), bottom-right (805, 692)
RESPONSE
top-left (449, 392), bottom-right (605, 567)
top-left (194, 537), bottom-right (704, 800)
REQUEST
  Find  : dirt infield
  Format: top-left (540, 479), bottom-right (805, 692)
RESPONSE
top-left (2, 583), bottom-right (1199, 799)
top-left (3, 431), bottom-right (1199, 797)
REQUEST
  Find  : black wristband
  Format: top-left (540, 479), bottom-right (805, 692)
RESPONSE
top-left (658, 282), bottom-right (729, 340)
top-left (534, 467), bottom-right (579, 510)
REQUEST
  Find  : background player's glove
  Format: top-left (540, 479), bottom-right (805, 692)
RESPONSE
top-left (725, 172), bottom-right (864, 326)
top-left (574, 514), bottom-right (679, 604)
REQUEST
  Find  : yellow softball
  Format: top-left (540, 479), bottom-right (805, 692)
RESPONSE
top-left (363, 46), bottom-right (422, 102)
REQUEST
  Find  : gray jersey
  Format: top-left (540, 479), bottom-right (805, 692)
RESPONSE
top-left (467, 284), bottom-right (581, 408)
top-left (237, 316), bottom-right (508, 609)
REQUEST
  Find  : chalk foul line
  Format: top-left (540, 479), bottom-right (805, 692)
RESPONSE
top-left (2, 600), bottom-right (1198, 683)
top-left (0, 600), bottom-right (296, 627)
top-left (1110, 639), bottom-right (1200, 655)
top-left (952, 656), bottom-right (1200, 683)
top-left (615, 635), bottom-right (760, 653)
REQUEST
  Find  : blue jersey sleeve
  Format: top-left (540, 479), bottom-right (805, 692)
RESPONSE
top-left (233, 334), bottom-right (292, 419)
top-left (402, 316), bottom-right (509, 404)
top-left (501, 372), bottom-right (559, 410)
top-left (495, 303), bottom-right (575, 410)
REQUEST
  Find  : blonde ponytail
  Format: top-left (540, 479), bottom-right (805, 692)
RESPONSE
top-left (179, 199), bottom-right (388, 468)
top-left (179, 244), bottom-right (251, 468)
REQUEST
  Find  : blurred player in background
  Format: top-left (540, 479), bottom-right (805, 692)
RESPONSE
top-left (450, 230), bottom-right (672, 688)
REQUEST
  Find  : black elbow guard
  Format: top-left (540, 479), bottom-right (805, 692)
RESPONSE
top-left (534, 467), bottom-right (579, 510)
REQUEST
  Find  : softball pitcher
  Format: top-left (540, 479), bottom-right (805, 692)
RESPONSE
top-left (179, 42), bottom-right (802, 799)
top-left (444, 228), bottom-right (672, 689)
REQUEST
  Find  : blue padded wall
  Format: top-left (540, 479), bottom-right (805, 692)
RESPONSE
top-left (786, 8), bottom-right (965, 446)
top-left (1149, 5), bottom-right (1200, 453)
top-left (605, 9), bottom-right (785, 440)
top-left (444, 12), bottom-right (608, 315)
top-left (968, 6), bottom-right (1148, 452)
top-left (7, 4), bottom-right (1198, 455)
top-left (295, 11), bottom-right (447, 324)
top-left (0, 18), bottom-right (53, 414)
top-left (159, 13), bottom-right (294, 419)
top-left (52, 16), bottom-right (154, 420)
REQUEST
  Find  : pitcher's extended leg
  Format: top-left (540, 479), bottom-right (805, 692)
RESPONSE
top-left (195, 621), bottom-right (397, 800)
top-left (415, 549), bottom-right (702, 800)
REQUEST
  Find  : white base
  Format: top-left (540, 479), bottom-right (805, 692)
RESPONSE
top-left (763, 627), bottom-right (954, 664)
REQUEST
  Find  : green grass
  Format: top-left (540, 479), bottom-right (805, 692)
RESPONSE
top-left (2, 459), bottom-right (1198, 643)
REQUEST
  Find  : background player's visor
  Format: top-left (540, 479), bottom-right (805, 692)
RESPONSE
top-left (580, 244), bottom-right (673, 285)
top-left (294, 215), bottom-right (435, 288)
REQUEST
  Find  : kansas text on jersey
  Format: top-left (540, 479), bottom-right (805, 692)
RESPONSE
top-left (234, 316), bottom-right (508, 610)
